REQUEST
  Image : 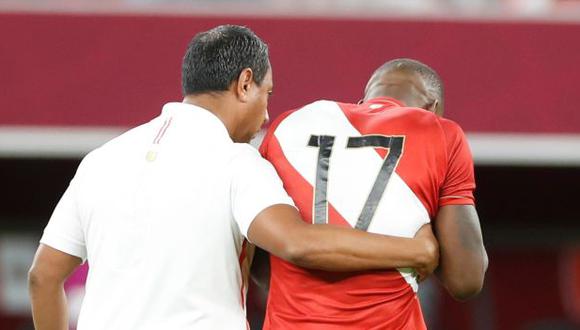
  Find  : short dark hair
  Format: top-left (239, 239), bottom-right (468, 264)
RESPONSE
top-left (181, 25), bottom-right (270, 95)
top-left (377, 58), bottom-right (444, 105)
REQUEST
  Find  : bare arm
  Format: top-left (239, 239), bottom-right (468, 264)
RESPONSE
top-left (247, 204), bottom-right (438, 273)
top-left (28, 244), bottom-right (82, 330)
top-left (434, 204), bottom-right (488, 301)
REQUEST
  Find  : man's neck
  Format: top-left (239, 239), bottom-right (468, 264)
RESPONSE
top-left (183, 94), bottom-right (238, 141)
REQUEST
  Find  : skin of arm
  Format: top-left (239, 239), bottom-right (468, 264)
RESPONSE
top-left (247, 204), bottom-right (439, 274)
top-left (434, 204), bottom-right (488, 301)
top-left (28, 244), bottom-right (82, 330)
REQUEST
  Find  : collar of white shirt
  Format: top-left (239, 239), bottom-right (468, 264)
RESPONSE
top-left (161, 102), bottom-right (232, 142)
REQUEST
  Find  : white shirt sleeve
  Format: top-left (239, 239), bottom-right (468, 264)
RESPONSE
top-left (230, 145), bottom-right (296, 238)
top-left (40, 176), bottom-right (87, 262)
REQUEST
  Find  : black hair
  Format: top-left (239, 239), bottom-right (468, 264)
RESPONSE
top-left (181, 25), bottom-right (270, 95)
top-left (377, 58), bottom-right (444, 105)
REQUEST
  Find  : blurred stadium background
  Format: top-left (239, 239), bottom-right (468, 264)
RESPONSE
top-left (1, 0), bottom-right (579, 329)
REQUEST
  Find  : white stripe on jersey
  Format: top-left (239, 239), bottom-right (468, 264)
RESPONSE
top-left (274, 100), bottom-right (431, 291)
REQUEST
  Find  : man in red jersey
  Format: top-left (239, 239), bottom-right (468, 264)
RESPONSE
top-left (258, 58), bottom-right (488, 329)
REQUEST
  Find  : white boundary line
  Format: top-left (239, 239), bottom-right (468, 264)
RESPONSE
top-left (1, 1), bottom-right (580, 24)
top-left (1, 126), bottom-right (579, 166)
top-left (467, 133), bottom-right (580, 166)
top-left (0, 126), bottom-right (126, 158)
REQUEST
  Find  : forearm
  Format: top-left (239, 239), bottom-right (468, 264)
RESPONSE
top-left (435, 205), bottom-right (488, 300)
top-left (248, 205), bottom-right (435, 273)
top-left (286, 224), bottom-right (433, 272)
top-left (436, 243), bottom-right (488, 300)
top-left (29, 282), bottom-right (69, 330)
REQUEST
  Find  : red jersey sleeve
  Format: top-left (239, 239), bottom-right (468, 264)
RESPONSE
top-left (258, 126), bottom-right (272, 158)
top-left (439, 118), bottom-right (476, 206)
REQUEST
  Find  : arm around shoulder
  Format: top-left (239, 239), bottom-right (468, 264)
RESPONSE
top-left (247, 204), bottom-right (439, 273)
top-left (232, 143), bottom-right (438, 273)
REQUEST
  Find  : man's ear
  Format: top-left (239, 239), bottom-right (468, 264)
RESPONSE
top-left (432, 99), bottom-right (444, 117)
top-left (426, 99), bottom-right (443, 117)
top-left (235, 68), bottom-right (254, 103)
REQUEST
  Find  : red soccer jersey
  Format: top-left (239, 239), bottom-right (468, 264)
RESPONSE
top-left (259, 97), bottom-right (475, 329)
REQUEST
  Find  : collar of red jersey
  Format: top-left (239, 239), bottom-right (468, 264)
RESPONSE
top-left (364, 97), bottom-right (405, 108)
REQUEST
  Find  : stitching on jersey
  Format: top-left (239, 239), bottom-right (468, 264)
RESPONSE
top-left (440, 195), bottom-right (468, 199)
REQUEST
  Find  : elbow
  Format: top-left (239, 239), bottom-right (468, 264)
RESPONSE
top-left (274, 224), bottom-right (317, 267)
top-left (280, 242), bottom-right (310, 267)
top-left (443, 257), bottom-right (488, 301)
top-left (446, 278), bottom-right (485, 301)
top-left (444, 259), bottom-right (488, 301)
top-left (442, 250), bottom-right (489, 301)
top-left (28, 265), bottom-right (43, 293)
top-left (28, 265), bottom-right (60, 294)
top-left (276, 230), bottom-right (322, 268)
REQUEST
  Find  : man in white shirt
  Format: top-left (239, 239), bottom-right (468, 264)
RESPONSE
top-left (28, 25), bottom-right (438, 330)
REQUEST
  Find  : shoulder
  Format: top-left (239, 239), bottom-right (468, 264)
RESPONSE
top-left (229, 143), bottom-right (269, 167)
top-left (74, 121), bottom-right (154, 176)
top-left (262, 100), bottom-right (340, 147)
top-left (231, 143), bottom-right (261, 158)
top-left (438, 117), bottom-right (465, 132)
top-left (273, 99), bottom-right (354, 131)
top-left (436, 117), bottom-right (468, 143)
top-left (398, 106), bottom-right (440, 124)
top-left (283, 100), bottom-right (347, 118)
top-left (81, 122), bottom-right (151, 161)
top-left (76, 146), bottom-right (104, 174)
top-left (274, 100), bottom-right (338, 123)
top-left (100, 121), bottom-right (153, 151)
top-left (387, 109), bottom-right (466, 141)
top-left (228, 143), bottom-right (282, 185)
top-left (378, 106), bottom-right (444, 137)
top-left (299, 99), bottom-right (355, 115)
top-left (302, 99), bottom-right (343, 109)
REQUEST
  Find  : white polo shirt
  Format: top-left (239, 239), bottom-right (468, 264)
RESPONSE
top-left (40, 102), bottom-right (295, 330)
